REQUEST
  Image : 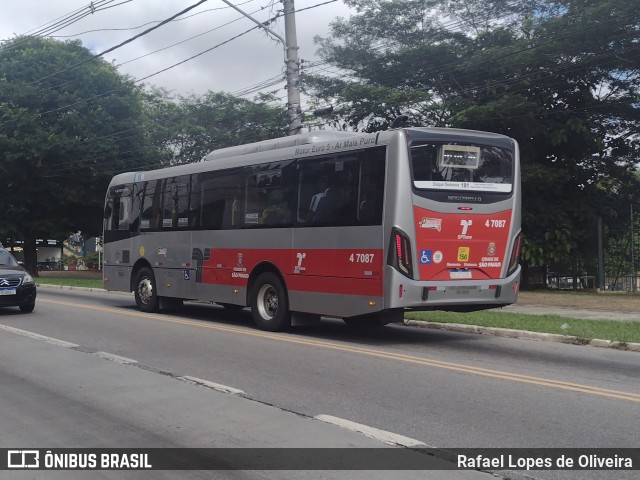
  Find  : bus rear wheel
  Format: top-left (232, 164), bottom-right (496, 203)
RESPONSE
top-left (134, 267), bottom-right (159, 313)
top-left (250, 272), bottom-right (291, 331)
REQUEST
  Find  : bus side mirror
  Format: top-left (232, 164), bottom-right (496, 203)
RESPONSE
top-left (104, 205), bottom-right (112, 219)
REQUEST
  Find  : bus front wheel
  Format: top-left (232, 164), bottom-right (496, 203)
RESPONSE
top-left (250, 272), bottom-right (291, 331)
top-left (134, 267), bottom-right (159, 313)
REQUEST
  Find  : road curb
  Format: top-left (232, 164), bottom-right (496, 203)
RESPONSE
top-left (404, 319), bottom-right (640, 352)
top-left (36, 283), bottom-right (132, 296)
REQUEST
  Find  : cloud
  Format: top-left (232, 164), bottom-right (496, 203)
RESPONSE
top-left (0, 0), bottom-right (351, 102)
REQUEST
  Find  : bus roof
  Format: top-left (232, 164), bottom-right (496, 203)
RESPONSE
top-left (202, 130), bottom-right (361, 161)
top-left (107, 127), bottom-right (515, 188)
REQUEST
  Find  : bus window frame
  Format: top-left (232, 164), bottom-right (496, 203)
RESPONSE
top-left (408, 140), bottom-right (515, 204)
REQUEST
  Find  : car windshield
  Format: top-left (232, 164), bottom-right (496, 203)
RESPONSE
top-left (0, 249), bottom-right (19, 267)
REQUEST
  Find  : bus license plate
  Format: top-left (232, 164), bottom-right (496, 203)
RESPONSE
top-left (452, 286), bottom-right (477, 295)
top-left (0, 289), bottom-right (16, 295)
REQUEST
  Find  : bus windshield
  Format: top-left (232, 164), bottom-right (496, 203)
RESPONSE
top-left (410, 142), bottom-right (513, 193)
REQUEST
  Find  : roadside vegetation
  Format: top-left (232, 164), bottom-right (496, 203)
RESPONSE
top-left (405, 310), bottom-right (640, 345)
top-left (36, 277), bottom-right (103, 289)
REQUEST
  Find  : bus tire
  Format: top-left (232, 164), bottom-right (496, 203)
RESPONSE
top-left (250, 272), bottom-right (291, 331)
top-left (134, 267), bottom-right (159, 313)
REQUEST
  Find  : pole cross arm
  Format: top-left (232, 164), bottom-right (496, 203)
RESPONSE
top-left (220, 0), bottom-right (286, 61)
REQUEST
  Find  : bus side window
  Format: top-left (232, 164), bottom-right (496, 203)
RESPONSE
top-left (129, 183), bottom-right (144, 233)
top-left (118, 196), bottom-right (131, 230)
top-left (104, 197), bottom-right (118, 232)
top-left (140, 180), bottom-right (160, 230)
top-left (261, 190), bottom-right (290, 225)
top-left (299, 154), bottom-right (360, 226)
top-left (357, 147), bottom-right (385, 225)
top-left (221, 187), bottom-right (242, 228)
top-left (105, 185), bottom-right (133, 231)
top-left (187, 175), bottom-right (200, 228)
top-left (167, 175), bottom-right (193, 229)
top-left (313, 186), bottom-right (342, 223)
top-left (246, 161), bottom-right (293, 227)
top-left (198, 168), bottom-right (244, 230)
top-left (200, 177), bottom-right (225, 230)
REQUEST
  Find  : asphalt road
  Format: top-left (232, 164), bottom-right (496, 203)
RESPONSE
top-left (1, 288), bottom-right (638, 480)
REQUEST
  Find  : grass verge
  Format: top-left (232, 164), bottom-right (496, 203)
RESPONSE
top-left (36, 277), bottom-right (103, 289)
top-left (404, 310), bottom-right (640, 344)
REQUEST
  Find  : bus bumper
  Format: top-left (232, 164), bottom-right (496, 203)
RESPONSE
top-left (386, 265), bottom-right (521, 312)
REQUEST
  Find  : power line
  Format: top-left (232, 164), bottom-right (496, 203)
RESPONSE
top-left (21, 0), bottom-right (116, 37)
top-left (0, 1), bottom-right (130, 53)
top-left (50, 0), bottom-right (258, 37)
top-left (28, 0), bottom-right (210, 86)
top-left (116, 3), bottom-right (267, 68)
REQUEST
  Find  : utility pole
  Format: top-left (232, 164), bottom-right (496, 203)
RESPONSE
top-left (282, 0), bottom-right (302, 135)
top-left (631, 203), bottom-right (636, 291)
top-left (220, 0), bottom-right (302, 135)
top-left (597, 216), bottom-right (605, 290)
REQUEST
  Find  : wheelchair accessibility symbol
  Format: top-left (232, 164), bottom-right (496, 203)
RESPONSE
top-left (420, 249), bottom-right (432, 264)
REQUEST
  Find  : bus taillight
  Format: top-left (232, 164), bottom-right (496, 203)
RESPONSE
top-left (389, 228), bottom-right (413, 278)
top-left (508, 233), bottom-right (521, 275)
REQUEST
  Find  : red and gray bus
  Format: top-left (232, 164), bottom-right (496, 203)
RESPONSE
top-left (103, 127), bottom-right (521, 331)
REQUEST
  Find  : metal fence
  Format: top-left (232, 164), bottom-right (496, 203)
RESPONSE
top-left (522, 267), bottom-right (638, 292)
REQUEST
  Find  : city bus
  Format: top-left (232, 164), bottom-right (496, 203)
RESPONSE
top-left (103, 127), bottom-right (521, 331)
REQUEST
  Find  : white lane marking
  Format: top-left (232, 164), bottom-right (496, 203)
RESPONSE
top-left (180, 376), bottom-right (246, 395)
top-left (314, 414), bottom-right (426, 447)
top-left (0, 323), bottom-right (78, 348)
top-left (92, 351), bottom-right (138, 364)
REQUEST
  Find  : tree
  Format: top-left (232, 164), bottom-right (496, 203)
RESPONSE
top-left (0, 36), bottom-right (153, 274)
top-left (143, 90), bottom-right (288, 166)
top-left (306, 0), bottom-right (640, 270)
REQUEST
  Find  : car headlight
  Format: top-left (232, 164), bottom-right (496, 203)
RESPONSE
top-left (22, 274), bottom-right (34, 285)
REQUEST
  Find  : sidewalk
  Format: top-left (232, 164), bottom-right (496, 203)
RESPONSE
top-left (507, 291), bottom-right (640, 322)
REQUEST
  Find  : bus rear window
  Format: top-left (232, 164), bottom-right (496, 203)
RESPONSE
top-left (410, 142), bottom-right (513, 193)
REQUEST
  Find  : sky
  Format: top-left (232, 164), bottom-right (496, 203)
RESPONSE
top-left (0, 0), bottom-right (353, 107)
